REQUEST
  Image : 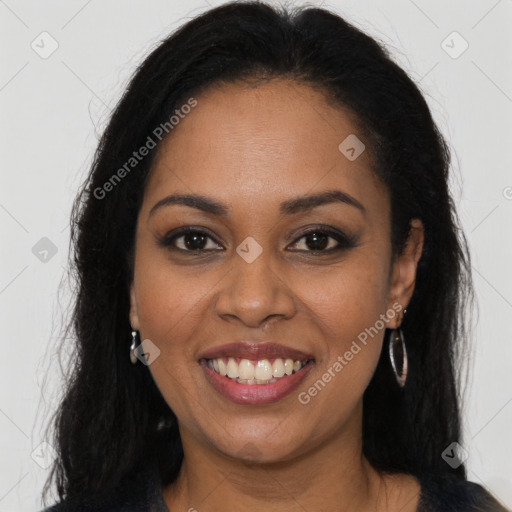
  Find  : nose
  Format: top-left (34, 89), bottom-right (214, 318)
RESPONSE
top-left (214, 245), bottom-right (296, 328)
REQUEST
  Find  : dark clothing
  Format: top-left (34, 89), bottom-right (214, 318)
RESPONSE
top-left (416, 474), bottom-right (509, 511)
top-left (41, 463), bottom-right (168, 512)
top-left (42, 464), bottom-right (509, 512)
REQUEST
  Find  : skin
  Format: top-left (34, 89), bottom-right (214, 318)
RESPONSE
top-left (129, 79), bottom-right (424, 512)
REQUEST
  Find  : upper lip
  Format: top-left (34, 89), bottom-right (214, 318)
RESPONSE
top-left (198, 342), bottom-right (314, 361)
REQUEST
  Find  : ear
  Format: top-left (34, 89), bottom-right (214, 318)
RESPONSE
top-left (386, 218), bottom-right (424, 328)
top-left (129, 282), bottom-right (140, 330)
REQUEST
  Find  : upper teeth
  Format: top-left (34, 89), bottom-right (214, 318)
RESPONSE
top-left (207, 357), bottom-right (307, 380)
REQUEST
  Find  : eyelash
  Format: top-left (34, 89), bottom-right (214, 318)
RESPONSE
top-left (157, 225), bottom-right (358, 255)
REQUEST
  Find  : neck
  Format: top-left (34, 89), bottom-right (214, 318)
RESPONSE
top-left (161, 402), bottom-right (415, 512)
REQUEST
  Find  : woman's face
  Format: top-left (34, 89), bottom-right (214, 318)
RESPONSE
top-left (130, 79), bottom-right (423, 463)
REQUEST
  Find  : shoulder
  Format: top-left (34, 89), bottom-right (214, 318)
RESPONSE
top-left (417, 473), bottom-right (510, 512)
top-left (39, 489), bottom-right (147, 512)
top-left (39, 468), bottom-right (156, 512)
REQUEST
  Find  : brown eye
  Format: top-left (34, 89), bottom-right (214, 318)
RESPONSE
top-left (157, 227), bottom-right (223, 253)
top-left (288, 227), bottom-right (357, 253)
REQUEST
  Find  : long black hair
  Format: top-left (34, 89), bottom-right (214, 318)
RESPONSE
top-left (42, 1), bottom-right (475, 504)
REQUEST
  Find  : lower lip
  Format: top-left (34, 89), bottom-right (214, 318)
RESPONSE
top-left (200, 360), bottom-right (315, 405)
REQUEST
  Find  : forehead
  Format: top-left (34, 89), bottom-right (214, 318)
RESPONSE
top-left (142, 79), bottom-right (387, 219)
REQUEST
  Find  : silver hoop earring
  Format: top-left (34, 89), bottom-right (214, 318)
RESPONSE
top-left (389, 308), bottom-right (407, 387)
top-left (130, 330), bottom-right (138, 365)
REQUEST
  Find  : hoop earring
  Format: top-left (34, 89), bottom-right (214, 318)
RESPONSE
top-left (130, 330), bottom-right (138, 365)
top-left (389, 308), bottom-right (407, 387)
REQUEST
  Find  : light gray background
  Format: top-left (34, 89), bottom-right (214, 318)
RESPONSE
top-left (1, 0), bottom-right (511, 510)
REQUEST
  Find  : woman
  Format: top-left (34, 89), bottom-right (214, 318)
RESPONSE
top-left (40, 2), bottom-right (509, 511)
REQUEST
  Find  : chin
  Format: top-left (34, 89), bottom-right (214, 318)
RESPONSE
top-left (211, 431), bottom-right (305, 465)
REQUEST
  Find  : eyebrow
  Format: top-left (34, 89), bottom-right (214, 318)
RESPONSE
top-left (148, 189), bottom-right (366, 218)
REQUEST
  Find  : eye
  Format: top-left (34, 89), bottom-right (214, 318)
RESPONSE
top-left (288, 227), bottom-right (357, 253)
top-left (157, 225), bottom-right (358, 255)
top-left (157, 227), bottom-right (223, 253)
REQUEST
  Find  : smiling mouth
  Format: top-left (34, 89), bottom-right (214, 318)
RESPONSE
top-left (200, 357), bottom-right (314, 385)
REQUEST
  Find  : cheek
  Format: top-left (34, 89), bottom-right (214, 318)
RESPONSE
top-left (134, 239), bottom-right (390, 351)
top-left (132, 249), bottom-right (215, 417)
top-left (133, 245), bottom-right (214, 342)
top-left (294, 258), bottom-right (390, 337)
top-left (291, 257), bottom-right (390, 395)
